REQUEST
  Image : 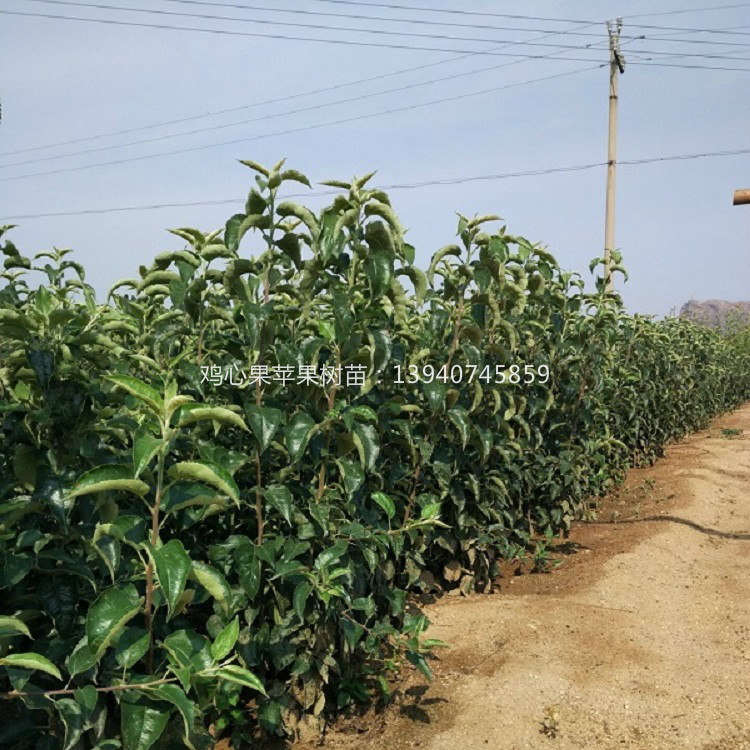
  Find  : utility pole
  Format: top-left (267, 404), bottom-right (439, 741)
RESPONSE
top-left (604, 19), bottom-right (625, 291)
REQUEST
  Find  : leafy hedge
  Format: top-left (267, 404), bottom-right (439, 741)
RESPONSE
top-left (1, 159), bottom-right (748, 749)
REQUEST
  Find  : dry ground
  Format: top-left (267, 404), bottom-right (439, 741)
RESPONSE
top-left (312, 403), bottom-right (750, 750)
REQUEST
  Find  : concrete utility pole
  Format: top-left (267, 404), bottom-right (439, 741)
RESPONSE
top-left (604, 19), bottom-right (625, 292)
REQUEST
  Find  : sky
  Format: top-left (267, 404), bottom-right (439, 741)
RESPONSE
top-left (1, 0), bottom-right (748, 316)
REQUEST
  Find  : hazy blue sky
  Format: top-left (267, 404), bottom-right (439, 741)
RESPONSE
top-left (1, 0), bottom-right (748, 315)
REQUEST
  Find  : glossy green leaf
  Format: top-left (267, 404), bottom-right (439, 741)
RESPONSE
top-left (285, 411), bottom-right (315, 462)
top-left (152, 539), bottom-right (191, 620)
top-left (107, 375), bottom-right (164, 415)
top-left (0, 652), bottom-right (62, 680)
top-left (55, 698), bottom-right (84, 750)
top-left (0, 616), bottom-right (31, 638)
top-left (114, 626), bottom-right (150, 670)
top-left (265, 485), bottom-right (293, 525)
top-left (121, 699), bottom-right (170, 750)
top-left (176, 404), bottom-right (248, 432)
top-left (210, 617), bottom-right (239, 661)
top-left (214, 664), bottom-right (267, 695)
top-left (244, 405), bottom-right (283, 453)
top-left (371, 491), bottom-right (395, 520)
top-left (133, 426), bottom-right (162, 478)
top-left (293, 581), bottom-right (312, 622)
top-left (67, 465), bottom-right (149, 500)
top-left (86, 584), bottom-right (141, 657)
top-left (151, 683), bottom-right (194, 740)
top-left (352, 422), bottom-right (379, 473)
top-left (167, 461), bottom-right (239, 506)
top-left (190, 561), bottom-right (231, 616)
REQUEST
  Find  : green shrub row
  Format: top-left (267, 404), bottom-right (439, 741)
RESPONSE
top-left (1, 159), bottom-right (748, 749)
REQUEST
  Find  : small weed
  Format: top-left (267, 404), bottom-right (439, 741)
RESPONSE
top-left (637, 478), bottom-right (656, 497)
top-left (540, 706), bottom-right (561, 738)
top-left (531, 539), bottom-right (562, 573)
top-left (721, 428), bottom-right (742, 439)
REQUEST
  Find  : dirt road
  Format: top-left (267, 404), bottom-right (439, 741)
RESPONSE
top-left (318, 404), bottom-right (750, 750)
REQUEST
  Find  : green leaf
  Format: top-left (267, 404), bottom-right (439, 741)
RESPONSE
top-left (396, 266), bottom-right (428, 305)
top-left (371, 491), bottom-right (395, 520)
top-left (176, 404), bottom-right (249, 432)
top-left (238, 159), bottom-right (270, 177)
top-left (73, 684), bottom-right (98, 722)
top-left (352, 422), bottom-right (379, 473)
top-left (86, 584), bottom-right (142, 657)
top-left (121, 699), bottom-right (170, 750)
top-left (448, 407), bottom-right (470, 448)
top-left (364, 251), bottom-right (394, 298)
top-left (115, 626), bottom-right (150, 669)
top-left (258, 699), bottom-right (282, 733)
top-left (55, 698), bottom-right (84, 750)
top-left (0, 652), bottom-right (62, 680)
top-left (167, 462), bottom-right (239, 506)
top-left (340, 619), bottom-right (365, 651)
top-left (214, 665), bottom-right (267, 695)
top-left (210, 617), bottom-right (239, 661)
top-left (151, 683), bottom-right (194, 740)
top-left (406, 651), bottom-right (433, 681)
top-left (190, 561), bottom-right (231, 616)
top-left (293, 581), bottom-right (312, 622)
top-left (67, 464), bottom-right (149, 500)
top-left (427, 244), bottom-right (461, 285)
top-left (133, 426), bottom-right (162, 479)
top-left (67, 637), bottom-right (97, 677)
top-left (265, 485), bottom-right (293, 525)
top-left (420, 502), bottom-right (442, 520)
top-left (279, 168), bottom-right (312, 187)
top-left (152, 539), bottom-right (191, 620)
top-left (244, 405), bottom-right (283, 453)
top-left (423, 381), bottom-right (447, 413)
top-left (0, 616), bottom-right (31, 638)
top-left (285, 411), bottom-right (315, 462)
top-left (337, 458), bottom-right (365, 496)
top-left (318, 319), bottom-right (336, 342)
top-left (235, 542), bottom-right (262, 599)
top-left (107, 375), bottom-right (164, 415)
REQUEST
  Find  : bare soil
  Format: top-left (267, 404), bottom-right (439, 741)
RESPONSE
top-left (312, 404), bottom-right (750, 750)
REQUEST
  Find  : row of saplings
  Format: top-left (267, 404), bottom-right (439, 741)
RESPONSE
top-left (1, 161), bottom-right (749, 749)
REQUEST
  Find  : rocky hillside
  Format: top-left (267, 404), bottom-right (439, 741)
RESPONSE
top-left (680, 299), bottom-right (750, 328)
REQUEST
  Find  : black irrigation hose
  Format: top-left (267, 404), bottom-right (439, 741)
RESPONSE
top-left (587, 515), bottom-right (750, 540)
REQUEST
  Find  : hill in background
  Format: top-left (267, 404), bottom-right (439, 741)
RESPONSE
top-left (680, 299), bottom-right (750, 329)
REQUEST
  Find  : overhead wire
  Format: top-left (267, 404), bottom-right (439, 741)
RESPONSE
top-left (1, 15), bottom-right (604, 158)
top-left (10, 21), bottom-right (741, 170)
top-left (0, 65), bottom-right (604, 182)
top-left (2, 6), bottom-right (748, 65)
top-left (305, 0), bottom-right (750, 35)
top-left (5, 147), bottom-right (748, 220)
top-left (14, 0), bottom-right (750, 61)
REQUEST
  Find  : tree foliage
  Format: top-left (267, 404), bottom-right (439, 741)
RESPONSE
top-left (1, 161), bottom-right (748, 748)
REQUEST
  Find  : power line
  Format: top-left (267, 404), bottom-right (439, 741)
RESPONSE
top-left (1, 58), bottom-right (605, 170)
top-left (1, 19), bottom-right (743, 164)
top-left (308, 1), bottom-right (750, 34)
top-left (15, 0), bottom-right (750, 61)
top-left (0, 65), bottom-right (603, 183)
top-left (0, 8), bottom-right (617, 57)
top-left (622, 3), bottom-right (747, 19)
top-left (48, 0), bottom-right (750, 46)
top-left (3, 6), bottom-right (749, 64)
top-left (0, 18), bottom-right (603, 158)
top-left (5, 30), bottom-right (746, 170)
top-left (5, 148), bottom-right (748, 221)
top-left (5, 1), bottom-right (620, 56)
